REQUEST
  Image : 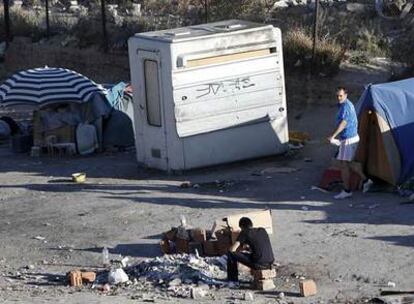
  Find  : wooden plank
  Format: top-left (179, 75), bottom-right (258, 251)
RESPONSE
top-left (186, 49), bottom-right (271, 68)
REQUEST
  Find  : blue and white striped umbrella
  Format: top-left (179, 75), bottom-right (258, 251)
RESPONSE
top-left (0, 67), bottom-right (106, 107)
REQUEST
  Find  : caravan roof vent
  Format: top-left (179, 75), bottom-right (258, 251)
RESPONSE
top-left (215, 23), bottom-right (244, 30)
top-left (164, 31), bottom-right (191, 37)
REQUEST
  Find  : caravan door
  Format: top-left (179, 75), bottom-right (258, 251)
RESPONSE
top-left (136, 50), bottom-right (168, 170)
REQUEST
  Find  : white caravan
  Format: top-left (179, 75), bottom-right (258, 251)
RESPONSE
top-left (128, 19), bottom-right (288, 171)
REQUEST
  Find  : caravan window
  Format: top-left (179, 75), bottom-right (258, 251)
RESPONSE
top-left (144, 60), bottom-right (162, 127)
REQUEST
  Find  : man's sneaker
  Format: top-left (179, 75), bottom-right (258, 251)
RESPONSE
top-left (228, 281), bottom-right (240, 289)
top-left (362, 179), bottom-right (373, 193)
top-left (334, 190), bottom-right (352, 199)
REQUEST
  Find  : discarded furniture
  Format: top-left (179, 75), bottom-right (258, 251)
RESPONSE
top-left (129, 20), bottom-right (288, 171)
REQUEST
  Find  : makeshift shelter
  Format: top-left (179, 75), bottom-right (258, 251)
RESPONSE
top-left (0, 67), bottom-right (109, 154)
top-left (355, 78), bottom-right (414, 185)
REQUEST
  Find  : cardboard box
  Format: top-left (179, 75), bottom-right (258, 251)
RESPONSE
top-left (175, 238), bottom-right (189, 254)
top-left (300, 279), bottom-right (317, 297)
top-left (190, 228), bottom-right (206, 243)
top-left (222, 209), bottom-right (273, 235)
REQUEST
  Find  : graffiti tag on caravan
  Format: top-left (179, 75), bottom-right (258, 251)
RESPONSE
top-left (196, 77), bottom-right (256, 99)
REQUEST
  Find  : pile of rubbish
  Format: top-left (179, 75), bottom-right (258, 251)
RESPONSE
top-left (87, 253), bottom-right (231, 299)
top-left (126, 254), bottom-right (229, 298)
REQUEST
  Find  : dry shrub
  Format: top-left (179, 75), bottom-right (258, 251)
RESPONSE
top-left (283, 28), bottom-right (345, 75)
top-left (0, 6), bottom-right (44, 41)
top-left (391, 27), bottom-right (414, 67)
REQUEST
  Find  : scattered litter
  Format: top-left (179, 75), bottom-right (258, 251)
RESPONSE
top-left (244, 291), bottom-right (254, 301)
top-left (311, 186), bottom-right (329, 193)
top-left (289, 131), bottom-right (310, 144)
top-left (300, 196), bottom-right (306, 200)
top-left (101, 283), bottom-right (111, 292)
top-left (71, 172), bottom-right (86, 183)
top-left (26, 264), bottom-right (35, 270)
top-left (301, 206), bottom-right (309, 211)
top-left (102, 247), bottom-right (110, 267)
top-left (368, 204), bottom-right (380, 209)
top-left (387, 281), bottom-right (396, 288)
top-left (180, 182), bottom-right (192, 188)
top-left (279, 292), bottom-right (285, 298)
top-left (261, 167), bottom-right (297, 174)
top-left (108, 268), bottom-right (129, 284)
top-left (33, 236), bottom-right (46, 241)
top-left (288, 143), bottom-right (304, 150)
top-left (191, 286), bottom-right (208, 299)
top-left (331, 229), bottom-right (358, 238)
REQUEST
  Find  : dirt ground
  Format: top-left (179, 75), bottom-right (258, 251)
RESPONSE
top-left (1, 61), bottom-right (413, 304)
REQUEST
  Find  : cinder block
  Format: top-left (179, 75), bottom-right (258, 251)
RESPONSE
top-left (255, 279), bottom-right (275, 291)
top-left (299, 279), bottom-right (317, 297)
top-left (68, 270), bottom-right (82, 287)
top-left (252, 269), bottom-right (276, 280)
top-left (81, 272), bottom-right (96, 283)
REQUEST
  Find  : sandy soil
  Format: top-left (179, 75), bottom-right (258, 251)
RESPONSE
top-left (1, 61), bottom-right (413, 304)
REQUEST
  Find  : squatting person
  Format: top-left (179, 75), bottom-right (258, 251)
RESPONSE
top-left (227, 217), bottom-right (274, 286)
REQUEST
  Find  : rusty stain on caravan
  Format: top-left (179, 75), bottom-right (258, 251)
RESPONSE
top-left (196, 77), bottom-right (255, 98)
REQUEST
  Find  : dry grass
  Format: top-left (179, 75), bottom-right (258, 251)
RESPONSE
top-left (283, 28), bottom-right (345, 75)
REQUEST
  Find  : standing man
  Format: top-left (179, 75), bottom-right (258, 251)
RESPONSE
top-left (328, 87), bottom-right (372, 199)
top-left (227, 217), bottom-right (274, 286)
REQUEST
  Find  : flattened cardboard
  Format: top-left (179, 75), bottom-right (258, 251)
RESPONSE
top-left (223, 209), bottom-right (273, 235)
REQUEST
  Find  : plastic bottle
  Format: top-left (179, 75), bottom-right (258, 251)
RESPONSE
top-left (102, 247), bottom-right (109, 267)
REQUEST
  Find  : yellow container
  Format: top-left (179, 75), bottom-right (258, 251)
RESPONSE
top-left (72, 172), bottom-right (86, 183)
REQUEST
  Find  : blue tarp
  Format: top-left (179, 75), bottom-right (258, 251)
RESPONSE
top-left (356, 78), bottom-right (414, 184)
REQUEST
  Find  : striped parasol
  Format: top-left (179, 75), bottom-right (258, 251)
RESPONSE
top-left (0, 67), bottom-right (106, 107)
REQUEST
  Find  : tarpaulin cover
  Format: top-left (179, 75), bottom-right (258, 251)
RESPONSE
top-left (356, 78), bottom-right (414, 184)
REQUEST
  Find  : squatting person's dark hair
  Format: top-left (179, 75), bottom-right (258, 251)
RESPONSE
top-left (239, 217), bottom-right (253, 230)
